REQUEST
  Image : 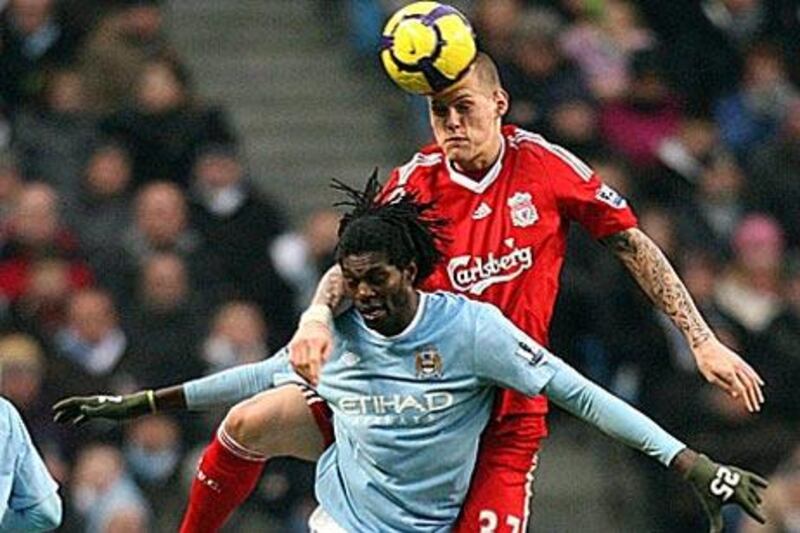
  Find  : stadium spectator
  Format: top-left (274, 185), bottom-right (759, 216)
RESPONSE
top-left (70, 443), bottom-right (150, 533)
top-left (122, 415), bottom-right (184, 530)
top-left (747, 96), bottom-right (800, 246)
top-left (560, 0), bottom-right (656, 102)
top-left (674, 151), bottom-right (749, 255)
top-left (0, 0), bottom-right (82, 112)
top-left (650, 115), bottom-right (721, 202)
top-left (101, 57), bottom-right (237, 188)
top-left (122, 252), bottom-right (206, 389)
top-left (271, 208), bottom-right (341, 309)
top-left (201, 300), bottom-right (268, 373)
top-left (92, 180), bottom-right (227, 307)
top-left (715, 213), bottom-right (785, 334)
top-left (51, 288), bottom-right (129, 385)
top-left (77, 0), bottom-right (178, 114)
top-left (502, 7), bottom-right (590, 135)
top-left (0, 183), bottom-right (93, 335)
top-left (65, 141), bottom-right (133, 262)
top-left (188, 144), bottom-right (296, 347)
top-left (11, 67), bottom-right (98, 209)
top-left (751, 258), bottom-right (800, 426)
top-left (471, 0), bottom-right (522, 62)
top-left (714, 41), bottom-right (799, 158)
top-left (598, 48), bottom-right (683, 169)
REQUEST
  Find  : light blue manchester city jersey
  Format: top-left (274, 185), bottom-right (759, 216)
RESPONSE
top-left (0, 397), bottom-right (59, 525)
top-left (184, 290), bottom-right (686, 532)
top-left (307, 291), bottom-right (556, 532)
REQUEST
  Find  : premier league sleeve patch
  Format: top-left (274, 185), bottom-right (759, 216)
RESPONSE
top-left (595, 184), bottom-right (628, 209)
top-left (515, 340), bottom-right (546, 367)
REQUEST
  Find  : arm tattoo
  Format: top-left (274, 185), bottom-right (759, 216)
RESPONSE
top-left (602, 228), bottom-right (712, 349)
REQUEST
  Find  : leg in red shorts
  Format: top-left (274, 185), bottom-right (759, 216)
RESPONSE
top-left (453, 415), bottom-right (546, 533)
top-left (180, 384), bottom-right (335, 532)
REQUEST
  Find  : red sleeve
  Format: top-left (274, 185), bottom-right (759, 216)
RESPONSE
top-left (540, 146), bottom-right (638, 239)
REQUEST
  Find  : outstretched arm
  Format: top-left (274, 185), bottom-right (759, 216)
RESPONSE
top-left (543, 358), bottom-right (767, 532)
top-left (289, 265), bottom-right (349, 385)
top-left (53, 351), bottom-right (292, 425)
top-left (601, 227), bottom-right (764, 412)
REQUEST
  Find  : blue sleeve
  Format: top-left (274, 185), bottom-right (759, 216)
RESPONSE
top-left (0, 400), bottom-right (60, 530)
top-left (0, 492), bottom-right (62, 531)
top-left (543, 358), bottom-right (686, 467)
top-left (184, 349), bottom-right (294, 410)
top-left (472, 303), bottom-right (557, 395)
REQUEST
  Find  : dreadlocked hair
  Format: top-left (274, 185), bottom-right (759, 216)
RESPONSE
top-left (332, 169), bottom-right (449, 284)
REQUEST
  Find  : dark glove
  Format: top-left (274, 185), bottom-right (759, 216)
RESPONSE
top-left (52, 391), bottom-right (156, 425)
top-left (685, 454), bottom-right (768, 532)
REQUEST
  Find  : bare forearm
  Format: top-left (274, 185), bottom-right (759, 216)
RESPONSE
top-left (307, 265), bottom-right (349, 316)
top-left (602, 228), bottom-right (713, 349)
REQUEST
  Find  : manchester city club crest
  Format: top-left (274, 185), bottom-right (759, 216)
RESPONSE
top-left (507, 192), bottom-right (538, 227)
top-left (415, 346), bottom-right (443, 379)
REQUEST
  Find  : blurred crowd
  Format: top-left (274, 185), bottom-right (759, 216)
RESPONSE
top-left (0, 0), bottom-right (798, 531)
top-left (0, 0), bottom-right (341, 530)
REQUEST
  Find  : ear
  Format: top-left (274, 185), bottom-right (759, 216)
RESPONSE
top-left (405, 261), bottom-right (419, 284)
top-left (494, 89), bottom-right (510, 118)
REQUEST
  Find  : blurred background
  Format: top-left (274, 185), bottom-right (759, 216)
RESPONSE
top-left (0, 0), bottom-right (798, 531)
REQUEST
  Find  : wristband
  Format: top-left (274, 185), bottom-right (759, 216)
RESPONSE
top-left (146, 389), bottom-right (157, 414)
top-left (299, 304), bottom-right (333, 328)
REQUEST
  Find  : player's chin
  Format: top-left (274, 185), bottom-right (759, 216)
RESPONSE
top-left (443, 143), bottom-right (471, 162)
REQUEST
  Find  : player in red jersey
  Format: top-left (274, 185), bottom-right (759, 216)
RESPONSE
top-left (290, 53), bottom-right (765, 531)
top-left (167, 53), bottom-right (764, 532)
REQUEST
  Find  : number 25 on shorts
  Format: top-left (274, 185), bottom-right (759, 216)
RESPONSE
top-left (479, 509), bottom-right (522, 533)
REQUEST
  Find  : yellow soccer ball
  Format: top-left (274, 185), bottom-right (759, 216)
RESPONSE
top-left (379, 2), bottom-right (477, 95)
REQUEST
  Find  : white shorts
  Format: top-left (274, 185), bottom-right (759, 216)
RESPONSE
top-left (308, 506), bottom-right (348, 533)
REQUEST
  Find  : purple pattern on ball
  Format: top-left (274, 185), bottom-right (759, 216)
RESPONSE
top-left (379, 35), bottom-right (394, 51)
top-left (421, 4), bottom-right (460, 26)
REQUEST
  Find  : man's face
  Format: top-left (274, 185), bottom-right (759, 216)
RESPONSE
top-left (341, 252), bottom-right (417, 334)
top-left (428, 69), bottom-right (507, 170)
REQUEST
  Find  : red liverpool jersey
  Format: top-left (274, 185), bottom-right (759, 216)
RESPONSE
top-left (382, 125), bottom-right (638, 422)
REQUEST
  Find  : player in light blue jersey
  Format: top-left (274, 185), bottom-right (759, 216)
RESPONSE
top-left (54, 175), bottom-right (767, 533)
top-left (1, 397), bottom-right (62, 531)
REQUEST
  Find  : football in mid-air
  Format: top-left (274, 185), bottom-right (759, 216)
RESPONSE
top-left (379, 1), bottom-right (477, 95)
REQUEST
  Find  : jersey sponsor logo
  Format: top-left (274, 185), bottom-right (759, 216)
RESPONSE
top-left (472, 202), bottom-right (493, 220)
top-left (337, 391), bottom-right (454, 416)
top-left (447, 241), bottom-right (534, 295)
top-left (415, 346), bottom-right (443, 379)
top-left (595, 183), bottom-right (628, 209)
top-left (507, 192), bottom-right (538, 227)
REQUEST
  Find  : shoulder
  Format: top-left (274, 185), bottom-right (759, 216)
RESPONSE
top-left (423, 291), bottom-right (498, 321)
top-left (391, 145), bottom-right (445, 186)
top-left (504, 125), bottom-right (594, 182)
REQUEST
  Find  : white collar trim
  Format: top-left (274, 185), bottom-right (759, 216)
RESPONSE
top-left (445, 135), bottom-right (505, 194)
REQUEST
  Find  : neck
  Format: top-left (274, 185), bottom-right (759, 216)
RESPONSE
top-left (376, 290), bottom-right (420, 337)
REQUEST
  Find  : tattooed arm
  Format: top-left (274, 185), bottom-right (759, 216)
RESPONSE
top-left (601, 228), bottom-right (764, 412)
